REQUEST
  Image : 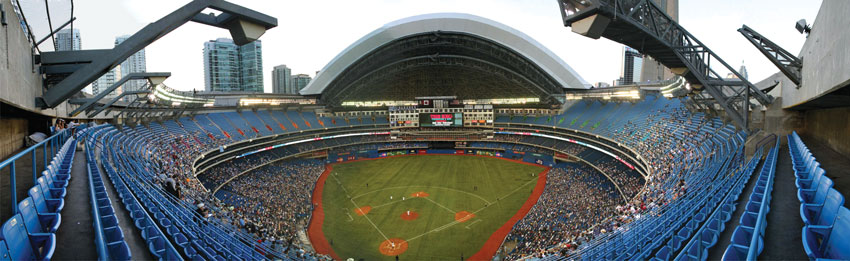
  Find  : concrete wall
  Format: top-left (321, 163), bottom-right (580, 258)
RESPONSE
top-left (800, 107), bottom-right (850, 159)
top-left (0, 118), bottom-right (27, 160)
top-left (0, 0), bottom-right (113, 120)
top-left (781, 0), bottom-right (850, 108)
top-left (0, 0), bottom-right (42, 110)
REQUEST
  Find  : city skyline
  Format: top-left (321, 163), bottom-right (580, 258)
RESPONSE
top-left (18, 0), bottom-right (822, 94)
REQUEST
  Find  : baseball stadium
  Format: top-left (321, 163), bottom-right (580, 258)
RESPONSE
top-left (0, 0), bottom-right (849, 260)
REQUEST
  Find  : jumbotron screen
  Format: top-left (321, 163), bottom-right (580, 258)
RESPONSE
top-left (419, 113), bottom-right (463, 127)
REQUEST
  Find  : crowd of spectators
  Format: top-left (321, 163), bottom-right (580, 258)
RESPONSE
top-left (215, 160), bottom-right (326, 255)
top-left (595, 159), bottom-right (644, 199)
top-left (505, 164), bottom-right (620, 259)
top-left (504, 100), bottom-right (727, 258)
top-left (131, 99), bottom-right (728, 260)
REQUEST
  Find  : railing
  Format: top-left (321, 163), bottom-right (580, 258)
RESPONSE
top-left (747, 137), bottom-right (779, 260)
top-left (675, 144), bottom-right (764, 260)
top-left (83, 129), bottom-right (109, 260)
top-left (0, 128), bottom-right (74, 215)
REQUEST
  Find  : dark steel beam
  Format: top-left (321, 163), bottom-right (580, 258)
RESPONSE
top-left (68, 98), bottom-right (91, 105)
top-left (738, 24), bottom-right (803, 85)
top-left (69, 72), bottom-right (169, 116)
top-left (557, 0), bottom-right (773, 133)
top-left (38, 49), bottom-right (111, 65)
top-left (87, 90), bottom-right (151, 117)
top-left (40, 64), bottom-right (86, 75)
top-left (37, 0), bottom-right (277, 108)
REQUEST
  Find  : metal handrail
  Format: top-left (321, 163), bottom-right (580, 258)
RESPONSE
top-left (674, 146), bottom-right (762, 260)
top-left (0, 128), bottom-right (72, 214)
top-left (747, 137), bottom-right (779, 260)
top-left (83, 130), bottom-right (110, 260)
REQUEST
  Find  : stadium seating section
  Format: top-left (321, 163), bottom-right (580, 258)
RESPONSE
top-left (788, 132), bottom-right (849, 260)
top-left (0, 132), bottom-right (77, 260)
top-left (1, 95), bottom-right (805, 260)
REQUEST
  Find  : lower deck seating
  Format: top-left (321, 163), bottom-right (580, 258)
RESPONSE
top-left (0, 132), bottom-right (80, 260)
top-left (788, 132), bottom-right (849, 260)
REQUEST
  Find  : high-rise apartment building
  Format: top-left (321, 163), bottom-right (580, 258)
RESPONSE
top-left (115, 36), bottom-right (147, 101)
top-left (55, 29), bottom-right (81, 51)
top-left (291, 74), bottom-right (312, 93)
top-left (618, 46), bottom-right (643, 85)
top-left (92, 66), bottom-right (122, 100)
top-left (272, 65), bottom-right (293, 94)
top-left (203, 38), bottom-right (263, 92)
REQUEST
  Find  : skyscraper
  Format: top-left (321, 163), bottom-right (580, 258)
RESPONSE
top-left (239, 41), bottom-right (263, 92)
top-left (203, 38), bottom-right (264, 92)
top-left (618, 46), bottom-right (643, 85)
top-left (115, 36), bottom-right (147, 102)
top-left (92, 66), bottom-right (122, 100)
top-left (291, 74), bottom-right (312, 93)
top-left (272, 65), bottom-right (293, 94)
top-left (55, 29), bottom-right (81, 51)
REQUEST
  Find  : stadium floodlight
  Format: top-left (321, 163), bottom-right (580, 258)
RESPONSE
top-left (795, 19), bottom-right (811, 35)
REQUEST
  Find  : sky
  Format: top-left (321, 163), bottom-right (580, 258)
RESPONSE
top-left (18, 0), bottom-right (822, 93)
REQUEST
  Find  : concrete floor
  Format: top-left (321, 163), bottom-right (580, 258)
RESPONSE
top-left (759, 135), bottom-right (849, 260)
top-left (54, 144), bottom-right (98, 259)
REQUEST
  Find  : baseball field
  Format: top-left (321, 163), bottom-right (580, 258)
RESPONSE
top-left (308, 155), bottom-right (549, 260)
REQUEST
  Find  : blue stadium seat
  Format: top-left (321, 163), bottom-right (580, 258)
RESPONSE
top-left (796, 167), bottom-right (825, 190)
top-left (798, 177), bottom-right (833, 204)
top-left (28, 186), bottom-right (64, 214)
top-left (36, 176), bottom-right (66, 199)
top-left (802, 207), bottom-right (850, 260)
top-left (0, 240), bottom-right (10, 260)
top-left (17, 198), bottom-right (60, 233)
top-left (801, 189), bottom-right (845, 227)
top-left (1, 214), bottom-right (55, 260)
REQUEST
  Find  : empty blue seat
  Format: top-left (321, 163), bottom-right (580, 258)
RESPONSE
top-left (801, 189), bottom-right (845, 227)
top-left (796, 167), bottom-right (825, 190)
top-left (28, 186), bottom-right (64, 214)
top-left (802, 207), bottom-right (850, 260)
top-left (653, 245), bottom-right (671, 261)
top-left (798, 178), bottom-right (833, 204)
top-left (0, 239), bottom-right (10, 260)
top-left (36, 177), bottom-right (65, 199)
top-left (107, 241), bottom-right (131, 261)
top-left (18, 198), bottom-right (60, 233)
top-left (1, 214), bottom-right (55, 260)
top-left (722, 244), bottom-right (748, 260)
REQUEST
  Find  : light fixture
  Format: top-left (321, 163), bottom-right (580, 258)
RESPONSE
top-left (795, 19), bottom-right (811, 35)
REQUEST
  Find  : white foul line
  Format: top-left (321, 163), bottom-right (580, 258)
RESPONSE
top-left (330, 173), bottom-right (390, 242)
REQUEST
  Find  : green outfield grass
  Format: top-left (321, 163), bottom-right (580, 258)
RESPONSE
top-left (319, 155), bottom-right (545, 260)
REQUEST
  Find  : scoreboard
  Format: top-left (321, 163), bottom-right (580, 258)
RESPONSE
top-left (419, 113), bottom-right (463, 127)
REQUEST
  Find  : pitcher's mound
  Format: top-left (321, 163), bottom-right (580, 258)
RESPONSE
top-left (410, 191), bottom-right (430, 198)
top-left (455, 211), bottom-right (475, 222)
top-left (379, 238), bottom-right (408, 256)
top-left (354, 206), bottom-right (372, 216)
top-left (400, 211), bottom-right (419, 220)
